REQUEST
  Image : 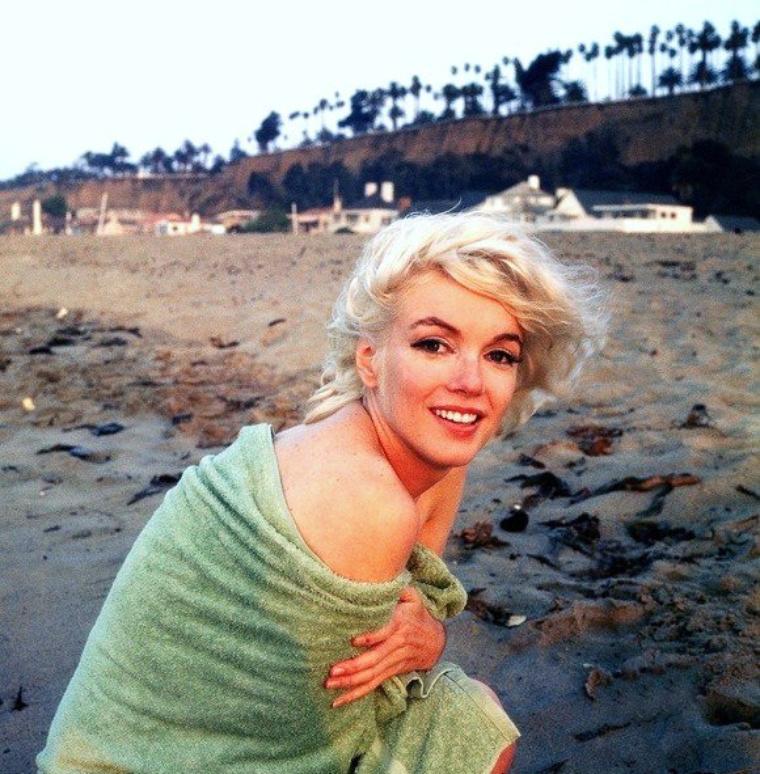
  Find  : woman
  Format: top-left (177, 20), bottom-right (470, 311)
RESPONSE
top-left (38, 212), bottom-right (604, 773)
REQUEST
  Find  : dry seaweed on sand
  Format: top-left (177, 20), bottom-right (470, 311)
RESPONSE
top-left (457, 521), bottom-right (509, 549)
top-left (566, 425), bottom-right (623, 456)
top-left (127, 473), bottom-right (182, 505)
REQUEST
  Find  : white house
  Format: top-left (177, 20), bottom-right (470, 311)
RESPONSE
top-left (477, 175), bottom-right (555, 222)
top-left (292, 182), bottom-right (398, 235)
top-left (547, 189), bottom-right (700, 232)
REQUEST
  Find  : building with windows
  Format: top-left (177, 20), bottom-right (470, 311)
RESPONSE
top-left (291, 182), bottom-right (398, 235)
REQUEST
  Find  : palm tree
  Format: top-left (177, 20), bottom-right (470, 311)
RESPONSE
top-left (563, 80), bottom-right (588, 103)
top-left (439, 83), bottom-right (460, 120)
top-left (409, 75), bottom-right (423, 119)
top-left (632, 32), bottom-right (644, 92)
top-left (689, 60), bottom-right (718, 89)
top-left (386, 82), bottom-right (407, 130)
top-left (461, 82), bottom-right (485, 116)
top-left (658, 66), bottom-right (683, 95)
top-left (723, 20), bottom-right (750, 82)
top-left (752, 21), bottom-right (760, 75)
top-left (604, 44), bottom-right (617, 98)
top-left (673, 24), bottom-right (691, 85)
top-left (689, 21), bottom-right (722, 89)
top-left (579, 42), bottom-right (600, 100)
top-left (648, 26), bottom-right (660, 95)
top-left (316, 98), bottom-right (330, 132)
top-left (485, 64), bottom-right (503, 115)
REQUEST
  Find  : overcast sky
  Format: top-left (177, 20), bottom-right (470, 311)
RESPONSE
top-left (2, 0), bottom-right (756, 180)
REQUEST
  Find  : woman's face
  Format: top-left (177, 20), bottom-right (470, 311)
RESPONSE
top-left (359, 270), bottom-right (523, 474)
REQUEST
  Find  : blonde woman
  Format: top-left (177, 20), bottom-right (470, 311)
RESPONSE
top-left (39, 213), bottom-right (604, 773)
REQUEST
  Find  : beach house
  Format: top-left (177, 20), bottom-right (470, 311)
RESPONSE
top-left (546, 189), bottom-right (698, 232)
top-left (291, 182), bottom-right (398, 235)
top-left (476, 176), bottom-right (556, 222)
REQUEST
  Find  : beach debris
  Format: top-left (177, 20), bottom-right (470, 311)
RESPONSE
top-left (703, 678), bottom-right (760, 727)
top-left (11, 686), bottom-right (28, 712)
top-left (681, 403), bottom-right (713, 428)
top-left (46, 334), bottom-right (78, 347)
top-left (500, 504), bottom-right (530, 533)
top-left (583, 665), bottom-right (613, 700)
top-left (67, 422), bottom-right (125, 436)
top-left (106, 325), bottom-right (141, 337)
top-left (35, 444), bottom-right (111, 463)
top-left (736, 484), bottom-right (760, 501)
top-left (21, 396), bottom-right (36, 412)
top-left (209, 336), bottom-right (239, 349)
top-left (43, 525), bottom-right (61, 533)
top-left (541, 513), bottom-right (600, 554)
top-left (458, 521), bottom-right (509, 549)
top-left (465, 588), bottom-right (518, 626)
top-left (507, 470), bottom-right (572, 509)
top-left (506, 614), bottom-right (527, 627)
top-left (586, 541), bottom-right (652, 579)
top-left (55, 307), bottom-right (69, 319)
top-left (566, 425), bottom-right (623, 456)
top-left (127, 473), bottom-right (181, 505)
top-left (197, 423), bottom-right (235, 448)
top-left (268, 318), bottom-right (286, 327)
top-left (626, 520), bottom-right (695, 546)
top-left (570, 473), bottom-right (700, 504)
top-left (517, 453), bottom-right (546, 469)
top-left (574, 721), bottom-right (631, 742)
top-left (527, 553), bottom-right (560, 570)
top-left (97, 336), bottom-right (128, 347)
top-left (56, 325), bottom-right (89, 337)
top-left (172, 412), bottom-right (194, 425)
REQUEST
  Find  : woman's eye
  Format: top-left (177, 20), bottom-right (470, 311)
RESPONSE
top-left (412, 338), bottom-right (446, 354)
top-left (487, 349), bottom-right (521, 366)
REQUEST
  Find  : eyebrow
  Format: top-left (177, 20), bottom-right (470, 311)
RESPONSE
top-left (410, 316), bottom-right (523, 349)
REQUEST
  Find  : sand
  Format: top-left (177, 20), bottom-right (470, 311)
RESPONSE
top-left (1, 232), bottom-right (758, 773)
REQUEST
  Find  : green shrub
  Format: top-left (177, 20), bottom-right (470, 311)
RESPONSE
top-left (42, 194), bottom-right (67, 218)
top-left (240, 209), bottom-right (290, 233)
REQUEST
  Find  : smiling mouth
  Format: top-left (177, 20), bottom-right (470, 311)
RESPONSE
top-left (432, 409), bottom-right (480, 425)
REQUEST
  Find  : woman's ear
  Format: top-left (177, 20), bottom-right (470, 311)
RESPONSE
top-left (355, 338), bottom-right (379, 389)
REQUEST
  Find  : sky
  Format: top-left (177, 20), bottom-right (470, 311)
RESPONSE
top-left (2, 0), bottom-right (757, 180)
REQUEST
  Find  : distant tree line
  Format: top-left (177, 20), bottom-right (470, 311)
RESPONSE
top-left (248, 138), bottom-right (759, 220)
top-left (1, 17), bottom-right (757, 191)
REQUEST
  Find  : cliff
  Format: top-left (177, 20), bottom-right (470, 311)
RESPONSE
top-left (2, 81), bottom-right (757, 216)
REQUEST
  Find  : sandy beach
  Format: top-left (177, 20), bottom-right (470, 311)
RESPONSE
top-left (1, 231), bottom-right (758, 773)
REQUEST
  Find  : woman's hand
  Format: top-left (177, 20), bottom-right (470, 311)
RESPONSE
top-left (325, 586), bottom-right (446, 708)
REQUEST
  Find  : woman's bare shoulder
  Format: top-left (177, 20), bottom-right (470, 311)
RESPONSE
top-left (274, 407), bottom-right (419, 582)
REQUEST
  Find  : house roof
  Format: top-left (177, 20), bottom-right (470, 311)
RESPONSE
top-left (708, 214), bottom-right (760, 232)
top-left (571, 190), bottom-right (682, 210)
top-left (499, 180), bottom-right (551, 197)
top-left (401, 191), bottom-right (489, 216)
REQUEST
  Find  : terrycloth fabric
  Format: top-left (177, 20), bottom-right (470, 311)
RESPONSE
top-left (38, 424), bottom-right (519, 773)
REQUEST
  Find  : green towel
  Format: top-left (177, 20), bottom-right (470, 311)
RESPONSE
top-left (38, 424), bottom-right (519, 773)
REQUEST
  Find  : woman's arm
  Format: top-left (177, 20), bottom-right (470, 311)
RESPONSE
top-left (326, 467), bottom-right (468, 707)
top-left (415, 466), bottom-right (467, 555)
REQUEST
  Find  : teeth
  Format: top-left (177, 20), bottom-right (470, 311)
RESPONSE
top-left (434, 409), bottom-right (478, 424)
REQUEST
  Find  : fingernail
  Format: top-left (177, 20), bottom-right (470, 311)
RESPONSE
top-left (331, 667), bottom-right (344, 676)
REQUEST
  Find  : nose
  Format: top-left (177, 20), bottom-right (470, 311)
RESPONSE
top-left (448, 353), bottom-right (484, 395)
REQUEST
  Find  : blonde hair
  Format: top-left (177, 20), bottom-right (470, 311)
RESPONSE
top-left (305, 211), bottom-right (607, 431)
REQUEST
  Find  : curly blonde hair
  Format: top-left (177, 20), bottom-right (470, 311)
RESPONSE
top-left (304, 212), bottom-right (607, 431)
